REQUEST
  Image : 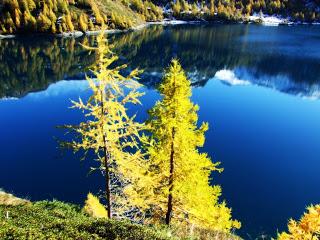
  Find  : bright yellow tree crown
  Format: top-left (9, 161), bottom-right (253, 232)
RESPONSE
top-left (135, 59), bottom-right (240, 232)
top-left (278, 204), bottom-right (320, 240)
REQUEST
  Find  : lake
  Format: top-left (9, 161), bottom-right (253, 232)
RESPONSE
top-left (1, 24), bottom-right (320, 238)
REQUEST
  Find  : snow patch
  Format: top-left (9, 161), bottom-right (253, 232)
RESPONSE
top-left (215, 67), bottom-right (320, 100)
top-left (249, 13), bottom-right (293, 26)
top-left (214, 69), bottom-right (250, 86)
top-left (156, 19), bottom-right (189, 25)
top-left (0, 97), bottom-right (18, 101)
top-left (27, 80), bottom-right (89, 99)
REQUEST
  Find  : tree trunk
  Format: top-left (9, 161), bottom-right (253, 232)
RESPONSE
top-left (103, 138), bottom-right (112, 219)
top-left (100, 92), bottom-right (112, 219)
top-left (165, 128), bottom-right (175, 225)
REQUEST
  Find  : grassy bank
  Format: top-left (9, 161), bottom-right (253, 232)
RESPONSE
top-left (0, 191), bottom-right (240, 240)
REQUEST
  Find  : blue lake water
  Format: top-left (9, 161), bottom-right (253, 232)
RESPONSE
top-left (1, 24), bottom-right (320, 238)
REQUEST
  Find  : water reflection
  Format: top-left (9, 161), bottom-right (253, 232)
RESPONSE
top-left (0, 36), bottom-right (97, 98)
top-left (1, 24), bottom-right (319, 100)
top-left (214, 68), bottom-right (320, 99)
top-left (117, 24), bottom-right (320, 93)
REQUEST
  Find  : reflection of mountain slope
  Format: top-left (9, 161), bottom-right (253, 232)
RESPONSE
top-left (26, 80), bottom-right (89, 99)
top-left (4, 66), bottom-right (320, 101)
top-left (120, 24), bottom-right (320, 95)
top-left (218, 67), bottom-right (320, 100)
top-left (0, 36), bottom-right (97, 98)
top-left (139, 66), bottom-right (320, 100)
top-left (1, 24), bottom-right (320, 99)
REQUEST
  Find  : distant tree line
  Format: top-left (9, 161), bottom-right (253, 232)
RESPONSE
top-left (0, 36), bottom-right (97, 98)
top-left (0, 0), bottom-right (163, 34)
top-left (1, 0), bottom-right (319, 35)
top-left (170, 0), bottom-right (320, 22)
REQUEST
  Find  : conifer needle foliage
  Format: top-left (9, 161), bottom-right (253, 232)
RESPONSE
top-left (0, 0), bottom-right (163, 34)
top-left (133, 59), bottom-right (240, 232)
top-left (84, 192), bottom-right (108, 218)
top-left (63, 33), bottom-right (145, 220)
top-left (278, 204), bottom-right (320, 240)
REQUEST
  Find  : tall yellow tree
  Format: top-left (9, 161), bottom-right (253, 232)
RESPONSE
top-left (139, 59), bottom-right (240, 232)
top-left (63, 33), bottom-right (145, 219)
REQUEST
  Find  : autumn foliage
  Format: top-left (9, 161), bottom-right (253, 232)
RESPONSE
top-left (0, 0), bottom-right (162, 34)
top-left (278, 204), bottom-right (320, 240)
top-left (139, 59), bottom-right (240, 231)
top-left (84, 193), bottom-right (108, 218)
top-left (61, 34), bottom-right (240, 238)
top-left (64, 33), bottom-right (145, 219)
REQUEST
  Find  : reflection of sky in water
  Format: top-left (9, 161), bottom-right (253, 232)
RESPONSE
top-left (2, 75), bottom-right (320, 239)
top-left (193, 79), bottom-right (320, 238)
top-left (2, 65), bottom-right (319, 102)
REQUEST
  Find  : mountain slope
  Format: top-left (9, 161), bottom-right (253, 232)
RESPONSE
top-left (0, 0), bottom-right (163, 35)
top-left (0, 0), bottom-right (320, 35)
top-left (167, 0), bottom-right (320, 22)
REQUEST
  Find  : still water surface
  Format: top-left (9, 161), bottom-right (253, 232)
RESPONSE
top-left (1, 24), bottom-right (320, 238)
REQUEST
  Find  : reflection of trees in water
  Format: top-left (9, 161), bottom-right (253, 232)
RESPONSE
top-left (114, 24), bottom-right (320, 88)
top-left (0, 25), bottom-right (319, 98)
top-left (113, 24), bottom-right (253, 82)
top-left (252, 55), bottom-right (320, 84)
top-left (0, 36), bottom-right (97, 98)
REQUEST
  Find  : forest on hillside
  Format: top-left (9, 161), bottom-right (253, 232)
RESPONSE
top-left (0, 0), bottom-right (319, 35)
top-left (0, 0), bottom-right (163, 34)
top-left (170, 0), bottom-right (320, 22)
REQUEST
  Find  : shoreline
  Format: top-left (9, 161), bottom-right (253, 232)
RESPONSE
top-left (0, 20), bottom-right (197, 39)
top-left (56, 20), bottom-right (201, 38)
top-left (1, 18), bottom-right (320, 39)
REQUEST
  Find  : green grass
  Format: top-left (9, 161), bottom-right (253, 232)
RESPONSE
top-left (0, 200), bottom-right (173, 240)
top-left (0, 192), bottom-right (241, 240)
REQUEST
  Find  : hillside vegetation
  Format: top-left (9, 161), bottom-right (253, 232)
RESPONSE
top-left (0, 201), bottom-right (172, 240)
top-left (0, 191), bottom-right (240, 240)
top-left (0, 0), bottom-right (163, 34)
top-left (1, 0), bottom-right (320, 35)
top-left (169, 0), bottom-right (320, 22)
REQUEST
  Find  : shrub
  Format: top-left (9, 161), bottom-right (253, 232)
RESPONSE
top-left (84, 193), bottom-right (108, 218)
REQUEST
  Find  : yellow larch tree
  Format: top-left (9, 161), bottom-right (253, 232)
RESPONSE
top-left (278, 204), bottom-right (320, 240)
top-left (136, 59), bottom-right (240, 232)
top-left (63, 33), bottom-right (145, 219)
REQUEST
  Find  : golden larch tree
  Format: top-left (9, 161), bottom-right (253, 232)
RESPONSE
top-left (137, 59), bottom-right (240, 232)
top-left (63, 33), bottom-right (145, 219)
